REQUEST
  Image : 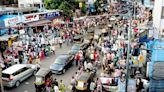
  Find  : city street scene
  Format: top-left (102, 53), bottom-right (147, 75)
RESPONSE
top-left (0, 0), bottom-right (163, 92)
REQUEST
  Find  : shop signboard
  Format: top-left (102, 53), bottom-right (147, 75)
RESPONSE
top-left (44, 12), bottom-right (61, 19)
top-left (23, 14), bottom-right (39, 23)
top-left (39, 14), bottom-right (46, 20)
top-left (4, 16), bottom-right (20, 27)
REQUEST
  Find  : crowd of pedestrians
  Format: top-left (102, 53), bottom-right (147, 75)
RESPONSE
top-left (0, 1), bottom-right (153, 92)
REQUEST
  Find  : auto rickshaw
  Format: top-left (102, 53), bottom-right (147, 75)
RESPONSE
top-left (34, 68), bottom-right (53, 92)
top-left (76, 71), bottom-right (95, 91)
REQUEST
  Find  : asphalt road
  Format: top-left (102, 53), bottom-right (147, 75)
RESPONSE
top-left (4, 43), bottom-right (78, 92)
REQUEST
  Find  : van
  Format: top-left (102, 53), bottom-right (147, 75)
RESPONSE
top-left (2, 64), bottom-right (37, 87)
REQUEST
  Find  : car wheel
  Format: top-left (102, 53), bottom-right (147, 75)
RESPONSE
top-left (33, 70), bottom-right (37, 75)
top-left (62, 69), bottom-right (66, 74)
top-left (15, 81), bottom-right (20, 87)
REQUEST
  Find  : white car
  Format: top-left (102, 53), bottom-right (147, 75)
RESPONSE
top-left (2, 64), bottom-right (37, 87)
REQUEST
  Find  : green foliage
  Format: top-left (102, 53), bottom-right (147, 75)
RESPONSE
top-left (44, 0), bottom-right (80, 17)
top-left (94, 0), bottom-right (101, 12)
top-left (81, 3), bottom-right (86, 14)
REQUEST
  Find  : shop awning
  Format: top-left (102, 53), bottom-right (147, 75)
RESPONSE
top-left (0, 34), bottom-right (18, 41)
top-left (26, 19), bottom-right (52, 27)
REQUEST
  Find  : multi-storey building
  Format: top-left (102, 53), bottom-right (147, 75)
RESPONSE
top-left (18, 0), bottom-right (44, 11)
top-left (153, 0), bottom-right (164, 38)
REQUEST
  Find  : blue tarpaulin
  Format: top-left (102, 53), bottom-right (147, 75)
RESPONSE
top-left (149, 40), bottom-right (164, 78)
top-left (149, 80), bottom-right (164, 92)
top-left (149, 41), bottom-right (164, 92)
top-left (139, 35), bottom-right (150, 43)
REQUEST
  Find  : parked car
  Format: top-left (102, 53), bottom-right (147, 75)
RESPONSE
top-left (69, 42), bottom-right (90, 55)
top-left (50, 54), bottom-right (74, 74)
top-left (68, 44), bottom-right (81, 55)
top-left (2, 64), bottom-right (37, 87)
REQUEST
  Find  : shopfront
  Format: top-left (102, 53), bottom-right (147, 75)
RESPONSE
top-left (4, 16), bottom-right (21, 27)
top-left (22, 14), bottom-right (39, 23)
top-left (0, 15), bottom-right (21, 36)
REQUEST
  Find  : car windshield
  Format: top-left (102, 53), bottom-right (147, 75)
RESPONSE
top-left (72, 45), bottom-right (80, 50)
top-left (54, 57), bottom-right (67, 64)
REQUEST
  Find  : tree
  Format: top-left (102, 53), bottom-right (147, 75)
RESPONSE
top-left (95, 0), bottom-right (101, 14)
top-left (58, 1), bottom-right (73, 17)
top-left (44, 0), bottom-right (79, 17)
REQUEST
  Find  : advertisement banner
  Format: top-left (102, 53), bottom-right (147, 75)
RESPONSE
top-left (45, 12), bottom-right (61, 19)
top-left (4, 16), bottom-right (20, 27)
top-left (23, 14), bottom-right (39, 23)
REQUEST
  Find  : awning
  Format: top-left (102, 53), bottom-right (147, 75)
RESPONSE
top-left (26, 20), bottom-right (52, 27)
top-left (0, 34), bottom-right (18, 41)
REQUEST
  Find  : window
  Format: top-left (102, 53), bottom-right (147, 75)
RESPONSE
top-left (21, 67), bottom-right (30, 72)
top-left (13, 67), bottom-right (30, 76)
top-left (34, 4), bottom-right (39, 8)
top-left (161, 7), bottom-right (164, 19)
top-left (20, 4), bottom-right (24, 7)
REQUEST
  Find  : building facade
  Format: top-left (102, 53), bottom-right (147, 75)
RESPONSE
top-left (153, 0), bottom-right (164, 38)
top-left (18, 0), bottom-right (44, 11)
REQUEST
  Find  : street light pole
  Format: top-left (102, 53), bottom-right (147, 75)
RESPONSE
top-left (134, 2), bottom-right (136, 19)
top-left (125, 13), bottom-right (132, 92)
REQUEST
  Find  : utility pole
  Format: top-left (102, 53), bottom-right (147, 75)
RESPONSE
top-left (133, 0), bottom-right (136, 20)
top-left (125, 12), bottom-right (132, 92)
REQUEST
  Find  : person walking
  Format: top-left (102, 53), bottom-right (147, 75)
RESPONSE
top-left (59, 80), bottom-right (66, 92)
top-left (136, 78), bottom-right (144, 92)
top-left (74, 53), bottom-right (80, 66)
top-left (90, 80), bottom-right (96, 92)
top-left (46, 78), bottom-right (52, 92)
top-left (35, 56), bottom-right (40, 64)
top-left (18, 55), bottom-right (23, 64)
top-left (52, 78), bottom-right (58, 87)
top-left (54, 84), bottom-right (59, 92)
top-left (71, 76), bottom-right (77, 92)
top-left (59, 38), bottom-right (63, 48)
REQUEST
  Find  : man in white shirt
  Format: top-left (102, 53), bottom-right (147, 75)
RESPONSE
top-left (54, 85), bottom-right (59, 92)
top-left (41, 37), bottom-right (45, 45)
top-left (87, 62), bottom-right (93, 71)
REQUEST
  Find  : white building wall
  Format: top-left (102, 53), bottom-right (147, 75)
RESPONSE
top-left (153, 0), bottom-right (163, 38)
top-left (18, 0), bottom-right (42, 8)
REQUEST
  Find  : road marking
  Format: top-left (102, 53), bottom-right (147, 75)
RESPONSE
top-left (24, 90), bottom-right (28, 92)
top-left (25, 82), bottom-right (29, 85)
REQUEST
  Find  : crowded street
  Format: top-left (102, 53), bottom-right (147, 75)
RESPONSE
top-left (4, 44), bottom-right (77, 92)
top-left (0, 0), bottom-right (163, 92)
